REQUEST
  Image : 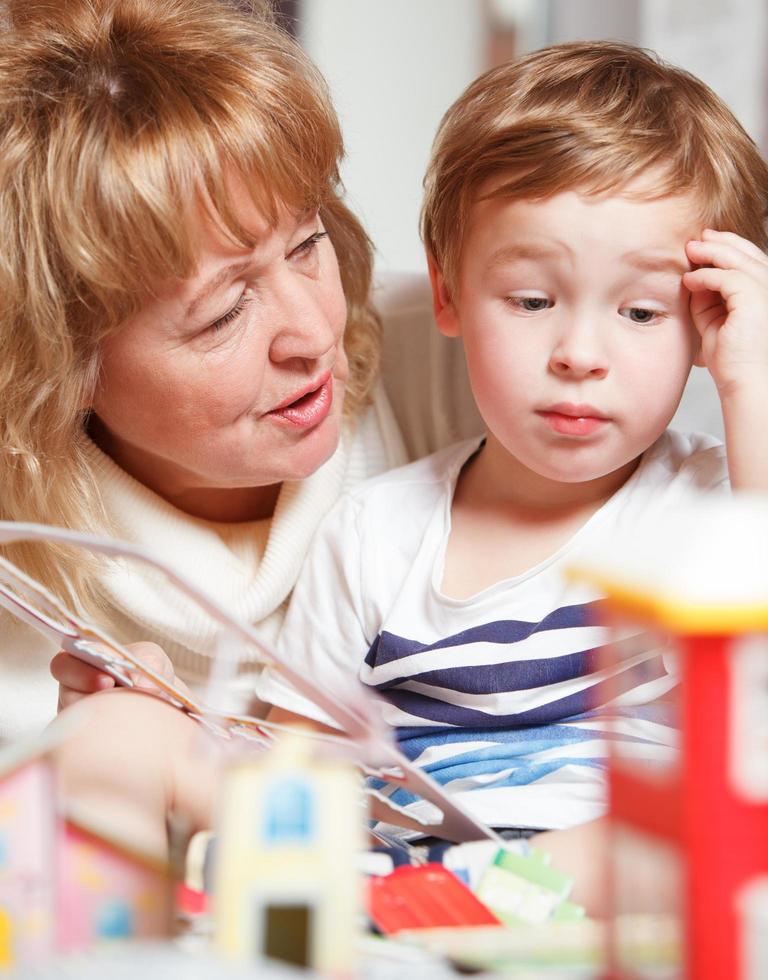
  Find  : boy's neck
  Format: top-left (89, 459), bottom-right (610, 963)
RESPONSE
top-left (461, 435), bottom-right (641, 516)
top-left (440, 438), bottom-right (643, 599)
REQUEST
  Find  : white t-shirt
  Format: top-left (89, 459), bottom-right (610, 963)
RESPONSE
top-left (258, 430), bottom-right (728, 831)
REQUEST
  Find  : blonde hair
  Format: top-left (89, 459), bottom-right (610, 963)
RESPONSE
top-left (423, 41), bottom-right (768, 288)
top-left (0, 0), bottom-right (379, 609)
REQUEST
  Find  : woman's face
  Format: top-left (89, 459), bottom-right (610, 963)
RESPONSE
top-left (90, 182), bottom-right (348, 521)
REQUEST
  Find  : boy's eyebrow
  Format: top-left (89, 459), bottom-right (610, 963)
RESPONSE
top-left (485, 244), bottom-right (690, 277)
top-left (487, 242), bottom-right (567, 269)
top-left (621, 250), bottom-right (691, 276)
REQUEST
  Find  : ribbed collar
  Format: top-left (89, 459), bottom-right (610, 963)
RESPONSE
top-left (84, 431), bottom-right (352, 657)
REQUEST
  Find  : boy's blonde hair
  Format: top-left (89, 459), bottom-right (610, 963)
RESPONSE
top-left (423, 41), bottom-right (768, 289)
top-left (0, 0), bottom-right (379, 609)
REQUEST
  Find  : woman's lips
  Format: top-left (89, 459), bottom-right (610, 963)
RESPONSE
top-left (267, 375), bottom-right (333, 428)
top-left (537, 403), bottom-right (610, 437)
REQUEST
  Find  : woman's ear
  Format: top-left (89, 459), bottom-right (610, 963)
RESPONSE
top-left (426, 253), bottom-right (461, 337)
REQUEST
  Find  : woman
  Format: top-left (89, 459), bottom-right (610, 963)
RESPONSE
top-left (0, 0), bottom-right (478, 739)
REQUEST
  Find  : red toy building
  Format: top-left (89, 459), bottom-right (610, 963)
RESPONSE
top-left (573, 495), bottom-right (768, 979)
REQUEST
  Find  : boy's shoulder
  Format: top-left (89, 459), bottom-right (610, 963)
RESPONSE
top-left (346, 436), bottom-right (483, 508)
top-left (645, 428), bottom-right (727, 488)
top-left (317, 438), bottom-right (482, 565)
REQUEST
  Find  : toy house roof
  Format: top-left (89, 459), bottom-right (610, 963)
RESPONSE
top-left (569, 493), bottom-right (768, 632)
top-left (63, 804), bottom-right (170, 874)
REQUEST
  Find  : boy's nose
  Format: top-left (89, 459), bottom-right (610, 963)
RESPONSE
top-left (548, 322), bottom-right (609, 380)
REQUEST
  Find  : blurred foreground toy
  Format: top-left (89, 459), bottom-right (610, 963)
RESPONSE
top-left (0, 729), bottom-right (171, 972)
top-left (367, 864), bottom-right (500, 934)
top-left (214, 730), bottom-right (363, 978)
top-left (572, 494), bottom-right (768, 980)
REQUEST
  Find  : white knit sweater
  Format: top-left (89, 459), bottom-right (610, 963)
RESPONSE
top-left (0, 275), bottom-right (483, 740)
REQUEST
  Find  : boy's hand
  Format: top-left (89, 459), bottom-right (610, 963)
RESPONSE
top-left (684, 229), bottom-right (768, 397)
top-left (52, 641), bottom-right (182, 712)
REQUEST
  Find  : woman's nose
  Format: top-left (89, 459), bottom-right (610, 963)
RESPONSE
top-left (268, 279), bottom-right (344, 365)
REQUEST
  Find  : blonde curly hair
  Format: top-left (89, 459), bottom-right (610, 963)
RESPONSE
top-left (0, 0), bottom-right (380, 610)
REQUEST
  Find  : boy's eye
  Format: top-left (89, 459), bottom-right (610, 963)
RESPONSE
top-left (506, 296), bottom-right (553, 312)
top-left (619, 306), bottom-right (664, 324)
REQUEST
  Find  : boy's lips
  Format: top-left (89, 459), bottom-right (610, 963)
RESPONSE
top-left (266, 372), bottom-right (334, 428)
top-left (537, 402), bottom-right (611, 437)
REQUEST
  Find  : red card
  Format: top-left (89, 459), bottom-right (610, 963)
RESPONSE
top-left (367, 864), bottom-right (500, 934)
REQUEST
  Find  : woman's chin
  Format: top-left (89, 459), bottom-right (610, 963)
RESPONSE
top-left (282, 416), bottom-right (344, 481)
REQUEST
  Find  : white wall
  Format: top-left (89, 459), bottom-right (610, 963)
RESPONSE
top-left (642, 0), bottom-right (768, 147)
top-left (301, 0), bottom-right (767, 276)
top-left (300, 0), bottom-right (486, 274)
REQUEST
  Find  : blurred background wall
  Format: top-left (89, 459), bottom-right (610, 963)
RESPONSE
top-left (293, 0), bottom-right (768, 275)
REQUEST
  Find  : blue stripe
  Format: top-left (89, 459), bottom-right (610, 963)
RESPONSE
top-left (374, 757), bottom-right (605, 808)
top-left (364, 600), bottom-right (604, 668)
top-left (372, 646), bottom-right (605, 694)
top-left (395, 722), bottom-right (661, 762)
top-left (568, 701), bottom-right (678, 726)
top-left (379, 656), bottom-right (667, 728)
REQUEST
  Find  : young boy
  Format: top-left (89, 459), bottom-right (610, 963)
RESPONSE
top-left (54, 41), bottom-right (768, 913)
top-left (257, 40), bottom-right (768, 832)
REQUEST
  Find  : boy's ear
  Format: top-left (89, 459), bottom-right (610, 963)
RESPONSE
top-left (427, 253), bottom-right (461, 337)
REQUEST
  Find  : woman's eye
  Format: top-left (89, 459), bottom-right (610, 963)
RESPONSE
top-left (291, 230), bottom-right (329, 259)
top-left (620, 306), bottom-right (664, 324)
top-left (506, 296), bottom-right (553, 312)
top-left (208, 291), bottom-right (252, 333)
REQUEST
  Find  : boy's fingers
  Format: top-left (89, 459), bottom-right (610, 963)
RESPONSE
top-left (700, 229), bottom-right (768, 267)
top-left (682, 266), bottom-right (750, 303)
top-left (50, 650), bottom-right (116, 694)
top-left (686, 239), bottom-right (768, 280)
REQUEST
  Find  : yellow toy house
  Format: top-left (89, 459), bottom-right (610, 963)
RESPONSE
top-left (214, 732), bottom-right (364, 978)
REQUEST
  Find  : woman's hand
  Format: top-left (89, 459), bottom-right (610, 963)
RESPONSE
top-left (51, 641), bottom-right (180, 712)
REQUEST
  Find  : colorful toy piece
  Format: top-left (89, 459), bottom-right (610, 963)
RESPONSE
top-left (367, 864), bottom-right (500, 934)
top-left (572, 494), bottom-right (768, 980)
top-left (475, 847), bottom-right (585, 926)
top-left (214, 731), bottom-right (364, 978)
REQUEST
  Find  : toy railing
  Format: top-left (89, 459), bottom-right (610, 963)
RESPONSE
top-left (0, 521), bottom-right (498, 845)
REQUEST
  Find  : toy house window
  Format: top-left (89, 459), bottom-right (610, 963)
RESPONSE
top-left (263, 778), bottom-right (315, 843)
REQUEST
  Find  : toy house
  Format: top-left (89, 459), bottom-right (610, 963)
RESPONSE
top-left (0, 745), bottom-right (58, 968)
top-left (57, 814), bottom-right (171, 951)
top-left (214, 731), bottom-right (364, 978)
top-left (0, 733), bottom-right (171, 972)
top-left (572, 494), bottom-right (768, 980)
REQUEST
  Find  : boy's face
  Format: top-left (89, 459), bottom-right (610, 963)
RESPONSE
top-left (431, 186), bottom-right (702, 487)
